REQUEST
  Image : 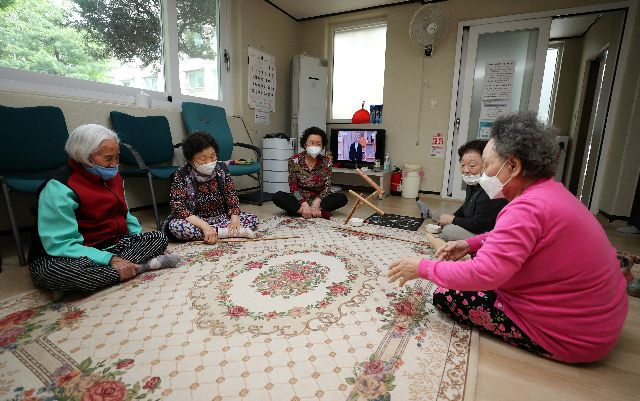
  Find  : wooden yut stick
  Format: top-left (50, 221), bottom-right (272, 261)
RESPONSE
top-left (335, 226), bottom-right (428, 246)
top-left (343, 202), bottom-right (360, 224)
top-left (348, 190), bottom-right (385, 216)
top-left (197, 235), bottom-right (300, 244)
top-left (355, 168), bottom-right (384, 194)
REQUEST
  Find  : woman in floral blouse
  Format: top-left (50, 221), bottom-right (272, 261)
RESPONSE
top-left (273, 126), bottom-right (347, 219)
top-left (163, 132), bottom-right (258, 243)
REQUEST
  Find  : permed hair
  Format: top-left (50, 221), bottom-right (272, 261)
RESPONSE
top-left (182, 131), bottom-right (220, 161)
top-left (490, 112), bottom-right (558, 178)
top-left (65, 124), bottom-right (119, 165)
top-left (300, 126), bottom-right (328, 149)
top-left (458, 139), bottom-right (488, 161)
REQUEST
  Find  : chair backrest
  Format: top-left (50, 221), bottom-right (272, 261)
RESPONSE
top-left (181, 102), bottom-right (233, 160)
top-left (0, 105), bottom-right (69, 172)
top-left (110, 111), bottom-right (174, 165)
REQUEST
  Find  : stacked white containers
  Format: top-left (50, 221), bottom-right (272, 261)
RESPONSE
top-left (291, 55), bottom-right (328, 151)
top-left (262, 138), bottom-right (295, 193)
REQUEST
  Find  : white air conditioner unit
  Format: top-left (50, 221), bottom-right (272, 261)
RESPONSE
top-left (291, 55), bottom-right (328, 151)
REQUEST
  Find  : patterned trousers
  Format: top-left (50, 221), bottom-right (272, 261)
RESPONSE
top-left (168, 212), bottom-right (259, 241)
top-left (29, 231), bottom-right (168, 293)
top-left (432, 287), bottom-right (552, 358)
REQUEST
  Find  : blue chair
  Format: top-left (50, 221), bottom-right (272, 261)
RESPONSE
top-left (0, 105), bottom-right (69, 266)
top-left (181, 102), bottom-right (263, 205)
top-left (109, 111), bottom-right (181, 229)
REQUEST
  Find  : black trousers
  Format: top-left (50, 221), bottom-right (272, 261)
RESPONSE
top-left (272, 191), bottom-right (348, 214)
top-left (29, 231), bottom-right (168, 293)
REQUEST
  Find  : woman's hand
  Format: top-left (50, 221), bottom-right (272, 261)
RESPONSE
top-left (110, 256), bottom-right (139, 281)
top-left (387, 257), bottom-right (421, 287)
top-left (202, 226), bottom-right (218, 244)
top-left (311, 198), bottom-right (322, 218)
top-left (437, 214), bottom-right (454, 226)
top-left (435, 240), bottom-right (471, 261)
top-left (228, 215), bottom-right (241, 236)
top-left (299, 202), bottom-right (312, 219)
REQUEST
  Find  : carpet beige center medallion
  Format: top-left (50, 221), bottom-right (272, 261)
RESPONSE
top-left (0, 216), bottom-right (478, 401)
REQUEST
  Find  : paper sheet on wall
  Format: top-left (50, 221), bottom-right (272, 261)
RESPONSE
top-left (248, 46), bottom-right (276, 112)
top-left (478, 121), bottom-right (493, 139)
top-left (482, 60), bottom-right (515, 100)
top-left (431, 133), bottom-right (445, 157)
top-left (479, 101), bottom-right (510, 121)
top-left (255, 107), bottom-right (270, 125)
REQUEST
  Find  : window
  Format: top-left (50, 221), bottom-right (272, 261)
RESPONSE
top-left (177, 0), bottom-right (219, 100)
top-left (143, 76), bottom-right (159, 91)
top-left (0, 0), bottom-right (231, 107)
top-left (185, 69), bottom-right (205, 90)
top-left (537, 44), bottom-right (563, 125)
top-left (330, 22), bottom-right (387, 121)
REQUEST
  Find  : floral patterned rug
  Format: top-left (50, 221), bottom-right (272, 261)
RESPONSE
top-left (0, 216), bottom-right (478, 401)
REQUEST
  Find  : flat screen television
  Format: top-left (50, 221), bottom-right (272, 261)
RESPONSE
top-left (329, 128), bottom-right (386, 169)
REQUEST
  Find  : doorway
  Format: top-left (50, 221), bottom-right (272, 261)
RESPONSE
top-left (443, 5), bottom-right (629, 210)
top-left (568, 51), bottom-right (607, 200)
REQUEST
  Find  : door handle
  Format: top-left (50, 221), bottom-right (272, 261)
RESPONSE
top-left (224, 49), bottom-right (230, 72)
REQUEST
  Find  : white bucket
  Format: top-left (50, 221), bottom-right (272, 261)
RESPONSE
top-left (401, 163), bottom-right (423, 199)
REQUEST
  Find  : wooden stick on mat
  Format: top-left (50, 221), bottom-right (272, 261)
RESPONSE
top-left (196, 236), bottom-right (300, 244)
top-left (335, 226), bottom-right (429, 246)
top-left (355, 168), bottom-right (385, 194)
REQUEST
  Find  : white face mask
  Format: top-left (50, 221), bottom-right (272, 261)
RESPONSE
top-left (462, 173), bottom-right (482, 186)
top-left (306, 146), bottom-right (322, 158)
top-left (479, 160), bottom-right (512, 199)
top-left (193, 161), bottom-right (216, 176)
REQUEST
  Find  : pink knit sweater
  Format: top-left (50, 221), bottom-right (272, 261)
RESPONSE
top-left (418, 178), bottom-right (628, 362)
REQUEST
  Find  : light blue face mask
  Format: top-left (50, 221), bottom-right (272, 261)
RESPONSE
top-left (86, 164), bottom-right (119, 180)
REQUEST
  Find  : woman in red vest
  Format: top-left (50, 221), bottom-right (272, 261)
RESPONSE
top-left (29, 124), bottom-right (179, 295)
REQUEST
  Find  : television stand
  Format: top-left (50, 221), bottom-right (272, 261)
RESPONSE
top-left (332, 168), bottom-right (392, 199)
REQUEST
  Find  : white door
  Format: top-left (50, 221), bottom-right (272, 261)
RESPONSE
top-left (445, 18), bottom-right (551, 199)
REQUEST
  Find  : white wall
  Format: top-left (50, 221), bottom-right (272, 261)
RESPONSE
top-left (299, 0), bottom-right (640, 215)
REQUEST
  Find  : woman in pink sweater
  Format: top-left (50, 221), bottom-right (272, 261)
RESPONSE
top-left (389, 112), bottom-right (628, 363)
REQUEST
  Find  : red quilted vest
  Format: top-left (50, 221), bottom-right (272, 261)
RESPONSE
top-left (66, 159), bottom-right (130, 247)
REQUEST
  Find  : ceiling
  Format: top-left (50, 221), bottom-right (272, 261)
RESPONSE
top-left (268, 0), bottom-right (418, 20)
top-left (267, 0), bottom-right (601, 39)
top-left (550, 13), bottom-right (600, 39)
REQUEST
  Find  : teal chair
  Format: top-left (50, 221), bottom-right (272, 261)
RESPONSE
top-left (0, 105), bottom-right (69, 266)
top-left (181, 102), bottom-right (263, 205)
top-left (109, 111), bottom-right (181, 229)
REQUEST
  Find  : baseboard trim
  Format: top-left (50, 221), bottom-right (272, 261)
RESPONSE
top-left (419, 190), bottom-right (441, 195)
top-left (598, 209), bottom-right (629, 223)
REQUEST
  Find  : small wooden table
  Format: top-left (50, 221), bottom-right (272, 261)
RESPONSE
top-left (332, 168), bottom-right (392, 200)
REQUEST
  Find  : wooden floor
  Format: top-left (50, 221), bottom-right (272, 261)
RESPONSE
top-left (1, 192), bottom-right (638, 401)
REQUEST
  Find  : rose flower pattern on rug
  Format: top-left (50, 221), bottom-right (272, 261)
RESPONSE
top-left (0, 216), bottom-right (476, 401)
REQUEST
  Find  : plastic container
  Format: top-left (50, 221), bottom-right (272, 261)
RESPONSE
top-left (401, 163), bottom-right (424, 199)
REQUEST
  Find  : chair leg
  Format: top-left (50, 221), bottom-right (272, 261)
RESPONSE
top-left (258, 168), bottom-right (264, 206)
top-left (146, 173), bottom-right (161, 230)
top-left (1, 180), bottom-right (27, 266)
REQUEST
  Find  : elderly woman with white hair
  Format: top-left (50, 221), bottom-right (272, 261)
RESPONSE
top-left (28, 124), bottom-right (180, 294)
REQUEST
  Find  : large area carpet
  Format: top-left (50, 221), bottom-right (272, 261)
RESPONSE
top-left (0, 216), bottom-right (478, 401)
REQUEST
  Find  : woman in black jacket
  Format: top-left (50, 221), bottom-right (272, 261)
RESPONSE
top-left (437, 140), bottom-right (507, 241)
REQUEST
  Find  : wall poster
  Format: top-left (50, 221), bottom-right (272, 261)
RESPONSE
top-left (248, 46), bottom-right (276, 112)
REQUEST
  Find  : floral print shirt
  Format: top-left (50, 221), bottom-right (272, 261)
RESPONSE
top-left (169, 163), bottom-right (241, 219)
top-left (288, 152), bottom-right (332, 203)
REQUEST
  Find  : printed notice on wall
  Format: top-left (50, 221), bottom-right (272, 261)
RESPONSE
top-left (255, 107), bottom-right (270, 125)
top-left (482, 60), bottom-right (515, 101)
top-left (479, 100), bottom-right (510, 121)
top-left (248, 46), bottom-right (276, 112)
top-left (431, 133), bottom-right (445, 157)
top-left (478, 121), bottom-right (493, 139)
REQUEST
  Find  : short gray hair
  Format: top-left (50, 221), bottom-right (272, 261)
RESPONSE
top-left (65, 124), bottom-right (119, 165)
top-left (490, 112), bottom-right (557, 178)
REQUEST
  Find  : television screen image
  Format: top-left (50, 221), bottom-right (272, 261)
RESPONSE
top-left (335, 130), bottom-right (378, 163)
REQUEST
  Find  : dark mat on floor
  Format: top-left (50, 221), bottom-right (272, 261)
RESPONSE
top-left (364, 213), bottom-right (424, 231)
